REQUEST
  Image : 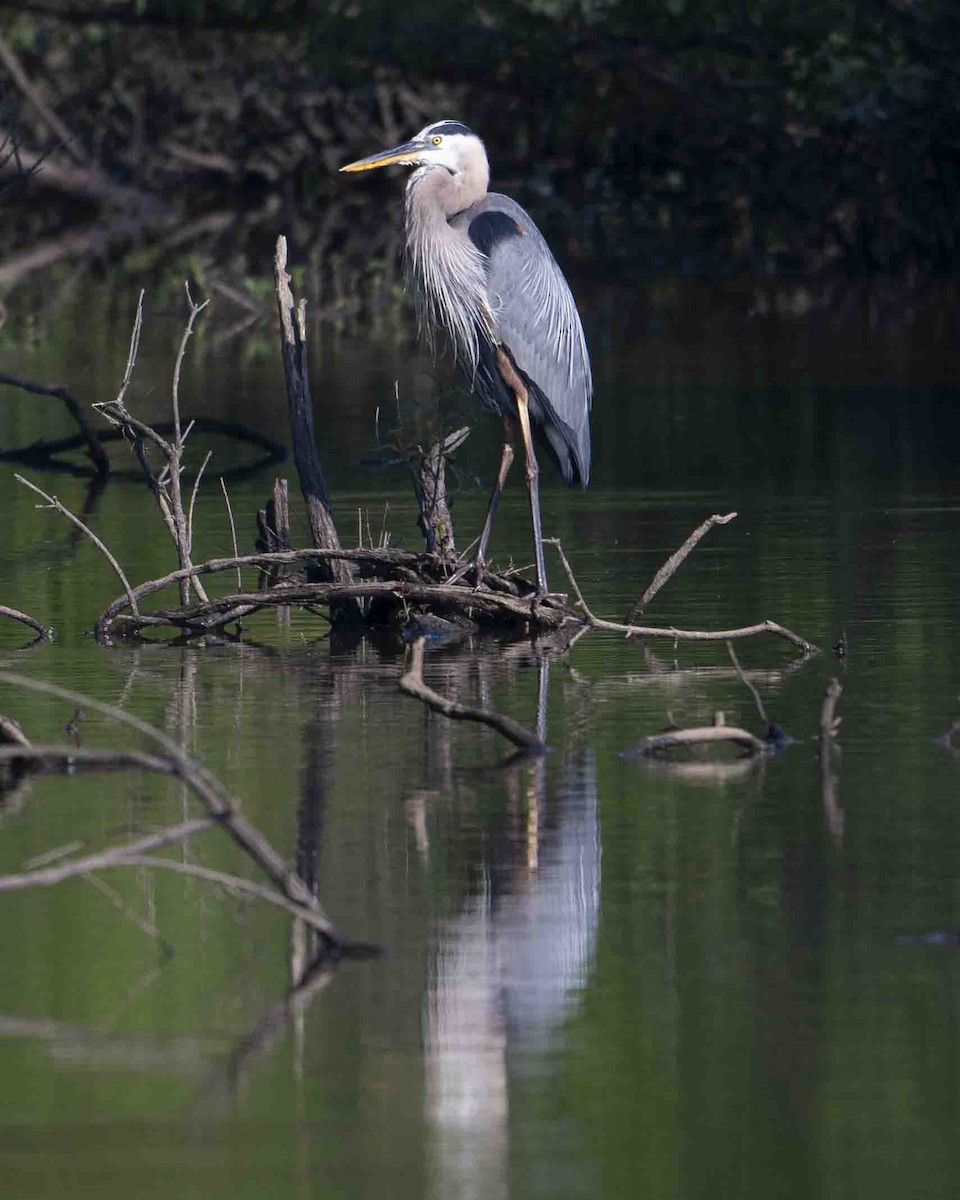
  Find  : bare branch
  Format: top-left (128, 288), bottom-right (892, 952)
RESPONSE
top-left (15, 474), bottom-right (138, 615)
top-left (187, 449), bottom-right (213, 556)
top-left (0, 816), bottom-right (217, 892)
top-left (399, 637), bottom-right (545, 752)
top-left (0, 672), bottom-right (345, 945)
top-left (546, 536), bottom-right (816, 654)
top-left (219, 476), bottom-right (242, 591)
top-left (726, 640), bottom-right (771, 725)
top-left (628, 511), bottom-right (738, 622)
top-left (113, 856), bottom-right (341, 941)
top-left (0, 604), bottom-right (52, 641)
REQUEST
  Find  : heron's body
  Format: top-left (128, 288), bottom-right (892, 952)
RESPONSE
top-left (342, 120), bottom-right (592, 593)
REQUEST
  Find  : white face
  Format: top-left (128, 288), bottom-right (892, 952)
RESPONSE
top-left (412, 124), bottom-right (481, 174)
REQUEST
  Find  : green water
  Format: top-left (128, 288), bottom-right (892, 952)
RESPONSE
top-left (1, 274), bottom-right (959, 1199)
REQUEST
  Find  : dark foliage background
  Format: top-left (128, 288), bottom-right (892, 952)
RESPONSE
top-left (0, 0), bottom-right (958, 278)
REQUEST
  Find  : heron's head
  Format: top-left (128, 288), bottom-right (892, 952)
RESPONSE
top-left (340, 120), bottom-right (489, 185)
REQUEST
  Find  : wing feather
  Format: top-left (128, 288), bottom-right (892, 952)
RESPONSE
top-left (455, 194), bottom-right (592, 486)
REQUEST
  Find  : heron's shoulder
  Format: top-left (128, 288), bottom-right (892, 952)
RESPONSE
top-left (454, 193), bottom-right (545, 255)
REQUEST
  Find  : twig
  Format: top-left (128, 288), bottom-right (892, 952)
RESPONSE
top-left (0, 604), bottom-right (52, 641)
top-left (168, 286), bottom-right (209, 603)
top-left (116, 288), bottom-right (144, 409)
top-left (82, 873), bottom-right (172, 954)
top-left (187, 450), bottom-right (213, 557)
top-left (726, 640), bottom-right (770, 725)
top-left (546, 536), bottom-right (816, 654)
top-left (220, 477), bottom-right (242, 590)
top-left (115, 856), bottom-right (341, 941)
top-left (0, 816), bottom-right (218, 892)
top-left (399, 637), bottom-right (545, 752)
top-left (95, 290), bottom-right (209, 606)
top-left (0, 370), bottom-right (109, 475)
top-left (172, 282), bottom-right (209, 446)
top-left (0, 672), bottom-right (346, 946)
top-left (15, 473), bottom-right (138, 615)
top-left (627, 511), bottom-right (737, 622)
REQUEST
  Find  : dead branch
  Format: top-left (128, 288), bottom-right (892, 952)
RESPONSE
top-left (0, 672), bottom-right (346, 946)
top-left (111, 856), bottom-right (341, 940)
top-left (626, 716), bottom-right (769, 758)
top-left (219, 477), bottom-right (242, 591)
top-left (256, 478), bottom-right (291, 587)
top-left (94, 290), bottom-right (209, 606)
top-left (0, 714), bottom-right (30, 747)
top-left (273, 235), bottom-right (352, 590)
top-left (415, 427), bottom-right (470, 561)
top-left (546, 537), bottom-right (817, 654)
top-left (0, 815), bottom-right (218, 892)
top-left (0, 604), bottom-right (52, 641)
top-left (0, 369), bottom-right (109, 475)
top-left (726, 640), bottom-right (771, 725)
top-left (0, 744), bottom-right (179, 775)
top-left (94, 546), bottom-right (565, 638)
top-left (627, 511), bottom-right (738, 622)
top-left (15, 473), bottom-right (138, 615)
top-left (399, 637), bottom-right (546, 752)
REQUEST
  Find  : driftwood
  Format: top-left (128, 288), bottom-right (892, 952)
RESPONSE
top-left (0, 604), bottom-right (52, 641)
top-left (0, 672), bottom-right (352, 949)
top-left (627, 511), bottom-right (737, 621)
top-left (625, 712), bottom-right (770, 759)
top-left (399, 636), bottom-right (545, 752)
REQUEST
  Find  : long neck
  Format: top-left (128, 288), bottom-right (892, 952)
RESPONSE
top-left (403, 167), bottom-right (492, 370)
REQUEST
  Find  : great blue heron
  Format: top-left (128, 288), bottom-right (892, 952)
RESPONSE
top-left (341, 120), bottom-right (592, 597)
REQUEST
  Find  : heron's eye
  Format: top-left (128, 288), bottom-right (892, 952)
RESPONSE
top-left (431, 135), bottom-right (443, 146)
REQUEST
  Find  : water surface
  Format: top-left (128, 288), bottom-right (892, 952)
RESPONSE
top-left (1, 272), bottom-right (959, 1200)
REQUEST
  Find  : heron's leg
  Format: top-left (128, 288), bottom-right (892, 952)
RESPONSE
top-left (496, 349), bottom-right (548, 597)
top-left (447, 422), bottom-right (514, 587)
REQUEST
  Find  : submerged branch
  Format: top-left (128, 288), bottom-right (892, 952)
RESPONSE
top-left (0, 604), bottom-right (53, 641)
top-left (625, 717), bottom-right (769, 758)
top-left (399, 636), bottom-right (545, 752)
